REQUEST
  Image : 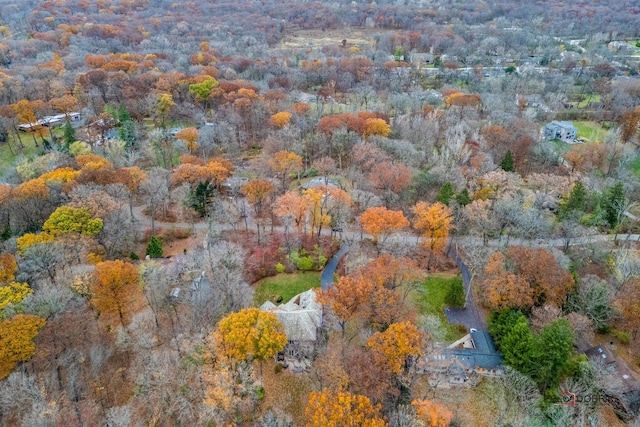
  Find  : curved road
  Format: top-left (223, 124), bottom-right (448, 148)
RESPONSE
top-left (321, 244), bottom-right (349, 291)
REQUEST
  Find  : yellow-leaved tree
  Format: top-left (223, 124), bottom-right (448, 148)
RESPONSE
top-left (213, 307), bottom-right (287, 369)
top-left (0, 314), bottom-right (46, 379)
top-left (304, 389), bottom-right (387, 427)
top-left (43, 206), bottom-right (103, 236)
top-left (412, 201), bottom-right (453, 269)
top-left (0, 282), bottom-right (32, 311)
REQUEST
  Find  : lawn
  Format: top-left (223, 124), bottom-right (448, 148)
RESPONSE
top-left (0, 134), bottom-right (44, 177)
top-left (412, 273), bottom-right (467, 342)
top-left (573, 120), bottom-right (608, 142)
top-left (577, 93), bottom-right (601, 108)
top-left (253, 272), bottom-right (321, 306)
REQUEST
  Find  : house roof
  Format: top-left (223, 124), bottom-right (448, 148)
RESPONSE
top-left (260, 289), bottom-right (322, 342)
top-left (547, 120), bottom-right (576, 130)
top-left (444, 330), bottom-right (502, 370)
top-left (299, 177), bottom-right (341, 190)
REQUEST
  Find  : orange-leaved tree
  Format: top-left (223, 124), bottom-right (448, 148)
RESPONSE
top-left (482, 251), bottom-right (534, 311)
top-left (366, 321), bottom-right (425, 374)
top-left (360, 206), bottom-right (409, 250)
top-left (270, 111), bottom-right (292, 128)
top-left (412, 399), bottom-right (453, 427)
top-left (90, 260), bottom-right (140, 327)
top-left (273, 191), bottom-right (311, 235)
top-left (242, 179), bottom-right (276, 217)
top-left (412, 201), bottom-right (453, 269)
top-left (318, 273), bottom-right (404, 333)
top-left (175, 127), bottom-right (199, 152)
top-left (304, 389), bottom-right (387, 427)
top-left (360, 254), bottom-right (425, 301)
top-left (268, 150), bottom-right (302, 192)
top-left (363, 117), bottom-right (391, 138)
top-left (0, 314), bottom-right (46, 379)
top-left (0, 254), bottom-right (17, 283)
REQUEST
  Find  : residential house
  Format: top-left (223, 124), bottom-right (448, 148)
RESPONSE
top-left (409, 52), bottom-right (434, 68)
top-left (544, 120), bottom-right (577, 142)
top-left (585, 344), bottom-right (640, 421)
top-left (260, 289), bottom-right (323, 371)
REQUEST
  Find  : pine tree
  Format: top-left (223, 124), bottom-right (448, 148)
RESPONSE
top-left (189, 180), bottom-right (216, 217)
top-left (62, 120), bottom-right (75, 151)
top-left (456, 188), bottom-right (472, 207)
top-left (500, 150), bottom-right (515, 172)
top-left (435, 182), bottom-right (455, 206)
top-left (146, 236), bottom-right (163, 258)
top-left (601, 182), bottom-right (625, 229)
top-left (559, 181), bottom-right (587, 219)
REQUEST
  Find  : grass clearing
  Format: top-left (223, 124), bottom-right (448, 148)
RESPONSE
top-left (629, 155), bottom-right (640, 179)
top-left (577, 93), bottom-right (601, 108)
top-left (254, 272), bottom-right (321, 306)
top-left (550, 138), bottom-right (570, 155)
top-left (0, 134), bottom-right (44, 177)
top-left (413, 273), bottom-right (467, 342)
top-left (573, 120), bottom-right (608, 142)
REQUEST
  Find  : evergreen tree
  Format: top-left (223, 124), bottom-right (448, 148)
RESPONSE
top-left (531, 319), bottom-right (575, 391)
top-left (189, 180), bottom-right (216, 217)
top-left (436, 182), bottom-right (455, 206)
top-left (146, 236), bottom-right (163, 258)
top-left (119, 119), bottom-right (137, 151)
top-left (560, 181), bottom-right (587, 219)
top-left (500, 150), bottom-right (515, 172)
top-left (500, 316), bottom-right (535, 374)
top-left (601, 182), bottom-right (625, 229)
top-left (455, 188), bottom-right (472, 207)
top-left (62, 120), bottom-right (75, 151)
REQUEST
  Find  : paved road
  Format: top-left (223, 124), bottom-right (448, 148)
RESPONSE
top-left (321, 244), bottom-right (349, 291)
top-left (445, 246), bottom-right (487, 331)
top-left (132, 204), bottom-right (640, 248)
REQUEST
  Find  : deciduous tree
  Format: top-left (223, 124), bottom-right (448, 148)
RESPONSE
top-left (366, 321), bottom-right (425, 374)
top-left (175, 127), bottom-right (199, 152)
top-left (43, 206), bottom-right (103, 237)
top-left (270, 111), bottom-right (291, 128)
top-left (412, 399), bottom-right (453, 427)
top-left (90, 260), bottom-right (140, 327)
top-left (268, 150), bottom-right (302, 192)
top-left (0, 254), bottom-right (18, 283)
top-left (360, 206), bottom-right (409, 251)
top-left (412, 201), bottom-right (453, 269)
top-left (0, 282), bottom-right (32, 311)
top-left (0, 314), bottom-right (46, 379)
top-left (304, 389), bottom-right (387, 427)
top-left (213, 308), bottom-right (287, 368)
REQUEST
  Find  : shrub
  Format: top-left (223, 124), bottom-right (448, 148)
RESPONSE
top-left (612, 329), bottom-right (630, 345)
top-left (129, 251), bottom-right (140, 260)
top-left (276, 262), bottom-right (285, 273)
top-left (445, 275), bottom-right (465, 308)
